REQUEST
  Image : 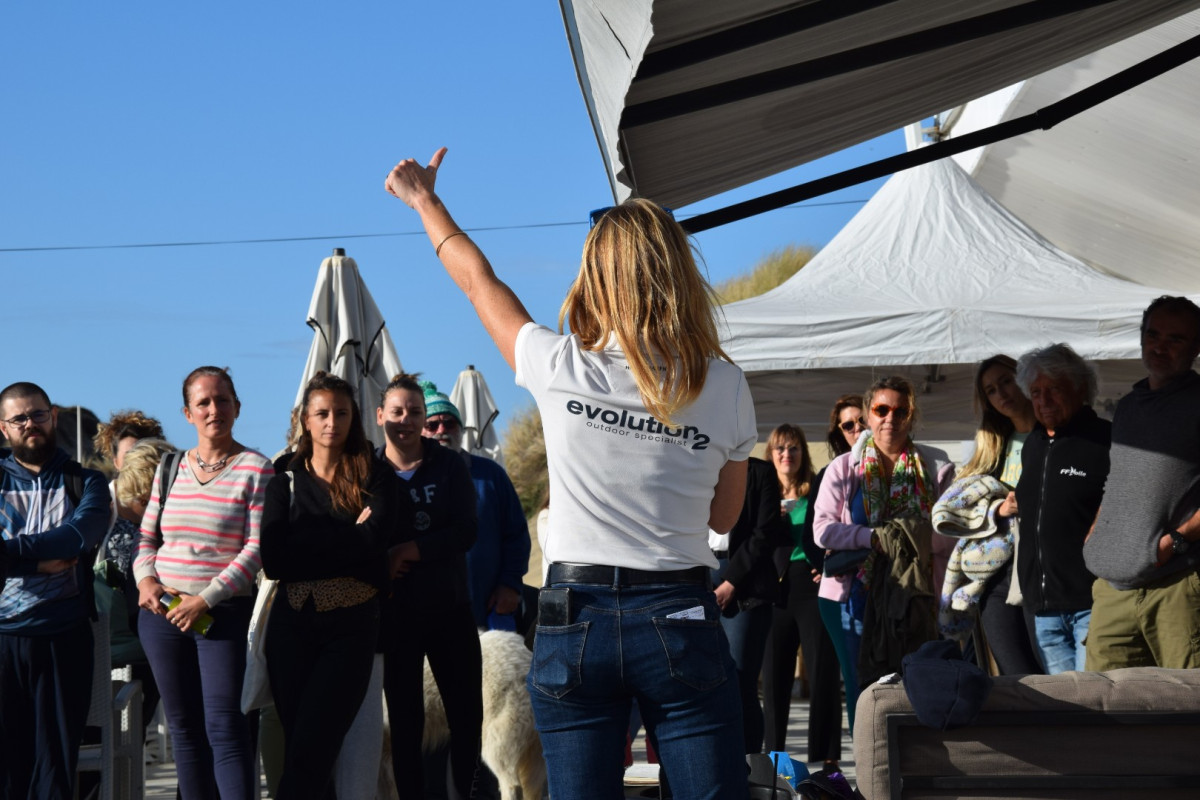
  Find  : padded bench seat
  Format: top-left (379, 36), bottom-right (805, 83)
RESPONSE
top-left (853, 667), bottom-right (1200, 800)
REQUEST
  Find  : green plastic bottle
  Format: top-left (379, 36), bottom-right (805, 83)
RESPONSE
top-left (160, 594), bottom-right (215, 637)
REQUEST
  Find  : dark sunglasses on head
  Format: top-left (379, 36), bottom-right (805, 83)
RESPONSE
top-left (423, 419), bottom-right (460, 433)
top-left (839, 419), bottom-right (865, 433)
top-left (588, 204), bottom-right (675, 228)
top-left (871, 404), bottom-right (911, 421)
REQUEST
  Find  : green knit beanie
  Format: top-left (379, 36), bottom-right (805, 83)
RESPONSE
top-left (419, 380), bottom-right (462, 423)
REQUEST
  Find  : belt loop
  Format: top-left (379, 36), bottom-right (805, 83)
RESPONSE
top-left (612, 566), bottom-right (622, 589)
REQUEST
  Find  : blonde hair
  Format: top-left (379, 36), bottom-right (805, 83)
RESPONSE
top-left (959, 355), bottom-right (1019, 479)
top-left (560, 199), bottom-right (727, 426)
top-left (115, 438), bottom-right (177, 508)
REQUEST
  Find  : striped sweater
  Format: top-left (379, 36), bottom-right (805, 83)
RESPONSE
top-left (132, 450), bottom-right (273, 608)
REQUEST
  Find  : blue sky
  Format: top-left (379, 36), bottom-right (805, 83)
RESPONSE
top-left (1, 3), bottom-right (903, 456)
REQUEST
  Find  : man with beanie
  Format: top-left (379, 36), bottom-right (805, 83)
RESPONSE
top-left (420, 381), bottom-right (531, 629)
top-left (1085, 296), bottom-right (1200, 669)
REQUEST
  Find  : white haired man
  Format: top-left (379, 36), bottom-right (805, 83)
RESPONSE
top-left (1000, 345), bottom-right (1110, 673)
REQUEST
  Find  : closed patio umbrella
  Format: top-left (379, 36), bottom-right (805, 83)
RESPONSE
top-left (295, 248), bottom-right (403, 448)
top-left (450, 364), bottom-right (503, 465)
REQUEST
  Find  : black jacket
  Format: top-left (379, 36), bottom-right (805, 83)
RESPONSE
top-left (1015, 406), bottom-right (1111, 613)
top-left (260, 456), bottom-right (394, 591)
top-left (377, 439), bottom-right (478, 614)
top-left (772, 466), bottom-right (828, 589)
top-left (724, 457), bottom-right (790, 603)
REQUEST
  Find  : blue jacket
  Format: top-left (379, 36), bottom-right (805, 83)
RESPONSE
top-left (1, 448), bottom-right (111, 635)
top-left (465, 453), bottom-right (530, 627)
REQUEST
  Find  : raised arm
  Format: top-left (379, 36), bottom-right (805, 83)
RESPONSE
top-left (385, 149), bottom-right (533, 370)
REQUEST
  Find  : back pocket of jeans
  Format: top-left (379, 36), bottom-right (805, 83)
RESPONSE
top-left (652, 617), bottom-right (726, 691)
top-left (531, 622), bottom-right (589, 699)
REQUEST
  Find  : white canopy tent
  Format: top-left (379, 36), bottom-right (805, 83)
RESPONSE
top-left (559, 0), bottom-right (1200, 208)
top-left (938, 10), bottom-right (1200, 293)
top-left (718, 158), bottom-right (1193, 442)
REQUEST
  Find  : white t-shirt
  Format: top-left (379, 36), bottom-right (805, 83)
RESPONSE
top-left (515, 322), bottom-right (757, 571)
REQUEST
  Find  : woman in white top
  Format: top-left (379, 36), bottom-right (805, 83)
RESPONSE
top-left (384, 150), bottom-right (756, 800)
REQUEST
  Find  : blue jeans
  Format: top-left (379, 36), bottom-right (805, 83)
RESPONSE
top-left (1033, 609), bottom-right (1091, 674)
top-left (139, 598), bottom-right (255, 800)
top-left (529, 581), bottom-right (746, 800)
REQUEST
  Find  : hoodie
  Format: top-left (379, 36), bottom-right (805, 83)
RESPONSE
top-left (0, 448), bottom-right (111, 635)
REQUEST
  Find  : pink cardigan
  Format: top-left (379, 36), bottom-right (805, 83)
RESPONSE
top-left (813, 444), bottom-right (956, 602)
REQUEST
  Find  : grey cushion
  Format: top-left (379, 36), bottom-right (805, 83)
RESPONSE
top-left (854, 668), bottom-right (1200, 799)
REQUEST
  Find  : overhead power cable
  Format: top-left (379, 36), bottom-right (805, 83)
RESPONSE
top-left (0, 199), bottom-right (866, 254)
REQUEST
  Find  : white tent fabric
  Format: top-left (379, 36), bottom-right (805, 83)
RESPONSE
top-left (450, 366), bottom-right (504, 465)
top-left (718, 159), bottom-right (1196, 440)
top-left (941, 11), bottom-right (1200, 293)
top-left (559, 0), bottom-right (1200, 207)
top-left (296, 252), bottom-right (404, 449)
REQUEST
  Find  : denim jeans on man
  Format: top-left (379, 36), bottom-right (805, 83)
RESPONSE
top-left (529, 580), bottom-right (746, 799)
top-left (1033, 609), bottom-right (1091, 674)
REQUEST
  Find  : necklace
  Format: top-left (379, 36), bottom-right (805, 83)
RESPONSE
top-left (194, 449), bottom-right (230, 473)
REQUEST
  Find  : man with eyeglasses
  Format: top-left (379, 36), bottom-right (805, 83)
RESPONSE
top-left (1084, 296), bottom-right (1200, 670)
top-left (0, 381), bottom-right (111, 799)
top-left (420, 381), bottom-right (530, 630)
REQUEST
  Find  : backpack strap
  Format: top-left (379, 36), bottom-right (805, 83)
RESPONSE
top-left (158, 450), bottom-right (184, 506)
top-left (62, 459), bottom-right (84, 508)
top-left (152, 450), bottom-right (185, 543)
top-left (61, 459), bottom-right (98, 621)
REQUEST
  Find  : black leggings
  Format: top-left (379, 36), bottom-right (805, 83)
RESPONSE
top-left (762, 561), bottom-right (842, 761)
top-left (384, 601), bottom-right (483, 800)
top-left (979, 562), bottom-right (1043, 675)
top-left (267, 595), bottom-right (379, 800)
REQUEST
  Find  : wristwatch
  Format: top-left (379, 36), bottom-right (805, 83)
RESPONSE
top-left (1169, 530), bottom-right (1190, 556)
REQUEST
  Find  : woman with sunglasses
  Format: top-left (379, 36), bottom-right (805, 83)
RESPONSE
top-left (375, 372), bottom-right (481, 800)
top-left (383, 151), bottom-right (755, 799)
top-left (938, 355), bottom-right (1042, 675)
top-left (813, 376), bottom-right (956, 688)
top-left (760, 424), bottom-right (842, 771)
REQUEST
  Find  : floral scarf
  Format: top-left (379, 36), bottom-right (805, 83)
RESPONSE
top-left (860, 433), bottom-right (934, 525)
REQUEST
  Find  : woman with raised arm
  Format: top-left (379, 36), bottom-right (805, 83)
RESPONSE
top-left (260, 372), bottom-right (393, 799)
top-left (133, 366), bottom-right (273, 800)
top-left (384, 151), bottom-right (756, 799)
